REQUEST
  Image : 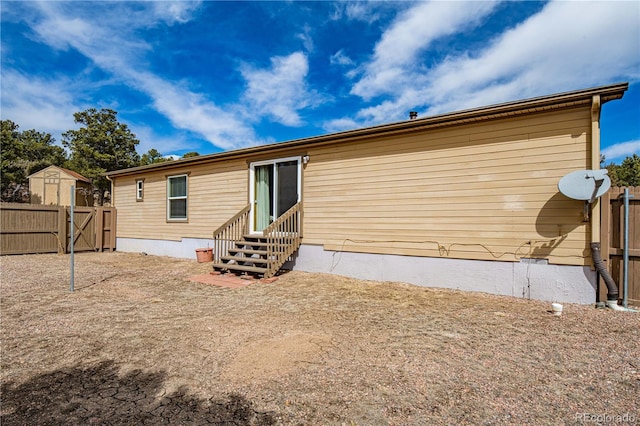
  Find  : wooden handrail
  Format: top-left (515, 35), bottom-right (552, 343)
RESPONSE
top-left (212, 204), bottom-right (251, 237)
top-left (264, 202), bottom-right (302, 278)
top-left (212, 204), bottom-right (251, 263)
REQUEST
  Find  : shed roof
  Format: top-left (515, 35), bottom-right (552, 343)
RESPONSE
top-left (106, 82), bottom-right (628, 178)
top-left (28, 165), bottom-right (92, 183)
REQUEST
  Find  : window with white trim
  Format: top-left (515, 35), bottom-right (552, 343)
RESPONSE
top-left (167, 174), bottom-right (188, 221)
top-left (136, 179), bottom-right (144, 201)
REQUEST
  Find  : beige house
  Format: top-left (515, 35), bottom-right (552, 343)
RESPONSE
top-left (106, 83), bottom-right (628, 304)
top-left (28, 165), bottom-right (92, 206)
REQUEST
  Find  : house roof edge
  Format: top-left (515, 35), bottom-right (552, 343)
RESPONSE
top-left (106, 82), bottom-right (628, 178)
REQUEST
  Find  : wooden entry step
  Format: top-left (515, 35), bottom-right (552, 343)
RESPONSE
top-left (211, 202), bottom-right (302, 279)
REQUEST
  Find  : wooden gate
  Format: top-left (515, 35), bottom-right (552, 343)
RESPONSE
top-left (0, 203), bottom-right (116, 255)
top-left (69, 207), bottom-right (96, 252)
top-left (600, 187), bottom-right (640, 306)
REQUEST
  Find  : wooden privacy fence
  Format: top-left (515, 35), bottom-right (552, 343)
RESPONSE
top-left (0, 203), bottom-right (116, 255)
top-left (600, 187), bottom-right (639, 306)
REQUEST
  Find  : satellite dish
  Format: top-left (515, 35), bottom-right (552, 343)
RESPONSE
top-left (558, 169), bottom-right (611, 203)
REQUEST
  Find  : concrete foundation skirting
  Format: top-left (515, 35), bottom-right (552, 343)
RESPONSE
top-left (116, 238), bottom-right (596, 304)
top-left (288, 245), bottom-right (597, 305)
top-left (116, 237), bottom-right (215, 260)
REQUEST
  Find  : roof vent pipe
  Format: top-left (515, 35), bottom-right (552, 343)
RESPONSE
top-left (409, 111), bottom-right (418, 120)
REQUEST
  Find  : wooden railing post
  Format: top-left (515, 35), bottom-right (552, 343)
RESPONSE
top-left (212, 204), bottom-right (251, 263)
top-left (263, 202), bottom-right (302, 278)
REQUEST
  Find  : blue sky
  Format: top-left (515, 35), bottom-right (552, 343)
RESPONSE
top-left (2, 1), bottom-right (639, 163)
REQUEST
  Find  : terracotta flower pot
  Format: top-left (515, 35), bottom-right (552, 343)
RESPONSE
top-left (195, 248), bottom-right (213, 263)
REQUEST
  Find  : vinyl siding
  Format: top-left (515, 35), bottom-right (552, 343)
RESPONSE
top-left (113, 159), bottom-right (248, 241)
top-left (112, 105), bottom-right (594, 266)
top-left (302, 106), bottom-right (592, 266)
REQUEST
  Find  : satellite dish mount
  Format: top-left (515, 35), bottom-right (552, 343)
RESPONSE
top-left (558, 169), bottom-right (611, 221)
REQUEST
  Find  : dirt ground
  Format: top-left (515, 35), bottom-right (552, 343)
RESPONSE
top-left (1, 252), bottom-right (638, 425)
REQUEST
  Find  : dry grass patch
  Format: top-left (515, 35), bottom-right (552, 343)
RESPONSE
top-left (1, 252), bottom-right (638, 425)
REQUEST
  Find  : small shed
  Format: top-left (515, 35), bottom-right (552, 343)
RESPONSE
top-left (28, 166), bottom-right (92, 206)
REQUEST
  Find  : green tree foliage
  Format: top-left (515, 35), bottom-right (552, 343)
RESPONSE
top-left (63, 109), bottom-right (140, 196)
top-left (1, 119), bottom-right (67, 202)
top-left (140, 148), bottom-right (172, 166)
top-left (182, 151), bottom-right (200, 158)
top-left (604, 154), bottom-right (640, 187)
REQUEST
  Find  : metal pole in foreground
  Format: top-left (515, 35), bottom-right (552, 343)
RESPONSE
top-left (622, 187), bottom-right (633, 309)
top-left (70, 185), bottom-right (75, 292)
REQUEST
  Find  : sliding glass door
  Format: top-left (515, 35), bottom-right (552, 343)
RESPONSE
top-left (250, 157), bottom-right (301, 233)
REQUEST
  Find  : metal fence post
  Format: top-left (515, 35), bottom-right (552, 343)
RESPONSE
top-left (70, 186), bottom-right (75, 292)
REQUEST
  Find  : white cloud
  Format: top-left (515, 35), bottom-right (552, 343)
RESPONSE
top-left (330, 49), bottom-right (354, 66)
top-left (296, 24), bottom-right (314, 53)
top-left (351, 1), bottom-right (500, 99)
top-left (132, 125), bottom-right (195, 156)
top-left (322, 117), bottom-right (360, 134)
top-left (0, 70), bottom-right (81, 142)
top-left (344, 0), bottom-right (640, 127)
top-left (17, 1), bottom-right (262, 150)
top-left (129, 71), bottom-right (263, 150)
top-left (151, 1), bottom-right (202, 25)
top-left (240, 52), bottom-right (327, 127)
top-left (330, 2), bottom-right (383, 23)
top-left (421, 1), bottom-right (640, 114)
top-left (344, 2), bottom-right (380, 23)
top-left (602, 140), bottom-right (640, 163)
top-left (11, 1), bottom-right (329, 150)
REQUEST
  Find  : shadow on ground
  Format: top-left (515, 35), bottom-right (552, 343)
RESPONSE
top-left (1, 360), bottom-right (276, 425)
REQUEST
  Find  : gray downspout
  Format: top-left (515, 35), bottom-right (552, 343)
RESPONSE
top-left (590, 242), bottom-right (617, 302)
top-left (592, 239), bottom-right (639, 312)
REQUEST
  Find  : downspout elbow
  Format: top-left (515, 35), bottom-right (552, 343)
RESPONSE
top-left (591, 242), bottom-right (618, 302)
top-left (591, 244), bottom-right (636, 311)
